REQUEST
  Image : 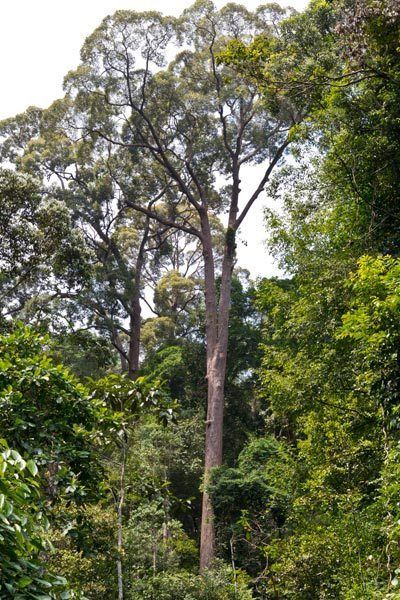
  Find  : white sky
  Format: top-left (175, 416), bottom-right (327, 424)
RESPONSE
top-left (0, 0), bottom-right (308, 279)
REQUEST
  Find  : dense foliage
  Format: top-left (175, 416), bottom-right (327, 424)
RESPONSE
top-left (1, 0), bottom-right (400, 597)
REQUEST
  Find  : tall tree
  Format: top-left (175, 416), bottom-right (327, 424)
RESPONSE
top-left (0, 103), bottom-right (206, 379)
top-left (56, 1), bottom-right (313, 566)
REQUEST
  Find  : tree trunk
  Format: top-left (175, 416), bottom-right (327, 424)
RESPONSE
top-left (128, 287), bottom-right (141, 380)
top-left (127, 218), bottom-right (150, 380)
top-left (199, 213), bottom-right (236, 569)
top-left (200, 351), bottom-right (226, 569)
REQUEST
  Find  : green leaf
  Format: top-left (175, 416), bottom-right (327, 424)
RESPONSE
top-left (26, 460), bottom-right (38, 477)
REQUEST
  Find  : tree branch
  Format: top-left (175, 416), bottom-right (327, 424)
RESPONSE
top-left (234, 138), bottom-right (290, 231)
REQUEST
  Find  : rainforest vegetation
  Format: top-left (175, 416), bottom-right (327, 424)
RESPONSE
top-left (1, 0), bottom-right (400, 597)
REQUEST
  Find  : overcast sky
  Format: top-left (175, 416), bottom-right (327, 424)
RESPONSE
top-left (0, 0), bottom-right (308, 278)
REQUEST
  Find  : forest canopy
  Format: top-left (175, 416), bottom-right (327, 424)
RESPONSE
top-left (1, 0), bottom-right (400, 598)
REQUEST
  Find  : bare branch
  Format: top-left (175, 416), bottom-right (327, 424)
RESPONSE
top-left (124, 197), bottom-right (202, 239)
top-left (235, 138), bottom-right (290, 231)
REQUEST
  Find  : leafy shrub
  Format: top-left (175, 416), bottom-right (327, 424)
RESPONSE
top-left (0, 440), bottom-right (78, 598)
top-left (126, 561), bottom-right (253, 600)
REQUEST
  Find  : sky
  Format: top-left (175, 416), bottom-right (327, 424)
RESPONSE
top-left (0, 0), bottom-right (308, 278)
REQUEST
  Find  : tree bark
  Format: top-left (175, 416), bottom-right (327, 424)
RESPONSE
top-left (200, 353), bottom-right (226, 569)
top-left (127, 217), bottom-right (150, 380)
top-left (199, 212), bottom-right (236, 569)
top-left (128, 287), bottom-right (141, 380)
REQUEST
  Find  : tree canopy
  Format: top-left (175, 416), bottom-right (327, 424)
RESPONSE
top-left (1, 0), bottom-right (400, 597)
